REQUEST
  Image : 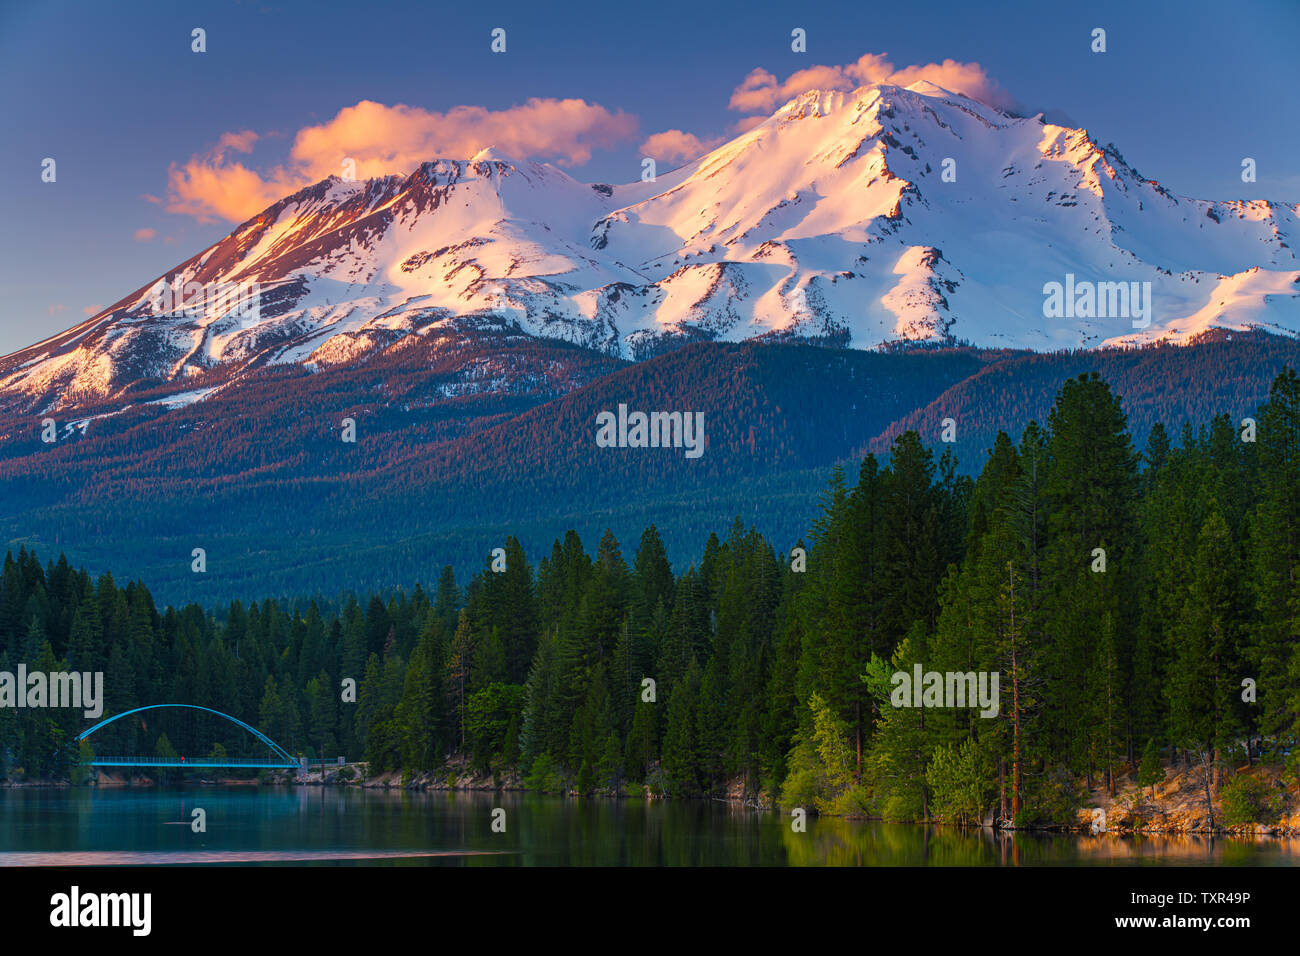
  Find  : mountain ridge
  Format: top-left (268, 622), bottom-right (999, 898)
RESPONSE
top-left (3, 80), bottom-right (1297, 416)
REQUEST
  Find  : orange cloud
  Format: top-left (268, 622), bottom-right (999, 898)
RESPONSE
top-left (731, 116), bottom-right (768, 135)
top-left (133, 228), bottom-right (157, 241)
top-left (166, 99), bottom-right (638, 223)
top-left (292, 99), bottom-right (636, 178)
top-left (165, 128), bottom-right (305, 224)
top-left (216, 130), bottom-right (260, 153)
top-left (729, 52), bottom-right (1017, 115)
top-left (640, 129), bottom-right (725, 164)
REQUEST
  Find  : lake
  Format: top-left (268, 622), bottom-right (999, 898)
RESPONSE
top-left (1, 787), bottom-right (1296, 866)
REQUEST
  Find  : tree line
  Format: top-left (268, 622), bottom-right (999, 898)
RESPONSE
top-left (2, 369), bottom-right (1297, 828)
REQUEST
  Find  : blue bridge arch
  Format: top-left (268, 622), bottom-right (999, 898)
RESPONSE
top-left (75, 704), bottom-right (299, 768)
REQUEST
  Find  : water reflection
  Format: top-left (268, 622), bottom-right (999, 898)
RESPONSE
top-left (0, 788), bottom-right (1294, 866)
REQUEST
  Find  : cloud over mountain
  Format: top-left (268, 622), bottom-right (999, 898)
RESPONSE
top-left (640, 129), bottom-right (726, 164)
top-left (728, 52), bottom-right (1017, 115)
top-left (167, 99), bottom-right (639, 223)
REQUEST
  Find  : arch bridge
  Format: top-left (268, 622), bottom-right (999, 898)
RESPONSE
top-left (75, 704), bottom-right (299, 768)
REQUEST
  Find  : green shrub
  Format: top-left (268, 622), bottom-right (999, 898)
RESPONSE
top-left (925, 739), bottom-right (992, 826)
top-left (1220, 773), bottom-right (1283, 825)
top-left (780, 693), bottom-right (868, 816)
top-left (882, 792), bottom-right (924, 824)
top-left (1014, 768), bottom-right (1082, 828)
top-left (644, 766), bottom-right (668, 797)
top-left (523, 753), bottom-right (566, 793)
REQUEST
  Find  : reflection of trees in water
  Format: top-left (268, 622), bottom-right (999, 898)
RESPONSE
top-left (9, 788), bottom-right (1299, 865)
top-left (778, 817), bottom-right (1299, 866)
top-left (337, 791), bottom-right (1300, 866)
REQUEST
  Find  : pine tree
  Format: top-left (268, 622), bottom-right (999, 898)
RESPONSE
top-left (862, 637), bottom-right (932, 822)
top-left (395, 631), bottom-right (444, 770)
top-left (1168, 504), bottom-right (1247, 784)
top-left (497, 536), bottom-right (538, 683)
top-left (433, 565), bottom-right (460, 628)
top-left (1249, 368), bottom-right (1300, 760)
top-left (520, 628), bottom-right (560, 763)
top-left (66, 585), bottom-right (103, 674)
top-left (1041, 373), bottom-right (1138, 785)
top-left (760, 567), bottom-right (803, 792)
top-left (879, 431), bottom-right (944, 642)
top-left (305, 670), bottom-right (339, 759)
top-left (662, 659), bottom-right (702, 796)
top-left (695, 657), bottom-right (727, 793)
top-left (624, 694), bottom-right (658, 782)
top-left (781, 692), bottom-right (865, 816)
top-left (447, 609), bottom-right (475, 749)
top-left (1138, 739), bottom-right (1165, 801)
top-left (631, 525), bottom-right (674, 632)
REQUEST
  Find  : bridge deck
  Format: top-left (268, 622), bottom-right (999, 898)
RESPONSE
top-left (88, 758), bottom-right (298, 768)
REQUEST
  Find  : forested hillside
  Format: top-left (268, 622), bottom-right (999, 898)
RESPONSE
top-left (868, 330), bottom-right (1300, 466)
top-left (3, 334), bottom-right (1298, 605)
top-left (4, 368), bottom-right (1297, 828)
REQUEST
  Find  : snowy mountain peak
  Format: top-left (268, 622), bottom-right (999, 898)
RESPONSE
top-left (3, 81), bottom-right (1298, 412)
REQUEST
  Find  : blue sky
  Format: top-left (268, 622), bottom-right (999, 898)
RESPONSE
top-left (1, 0), bottom-right (1297, 353)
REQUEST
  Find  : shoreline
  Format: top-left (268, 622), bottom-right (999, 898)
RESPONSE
top-left (8, 762), bottom-right (1297, 838)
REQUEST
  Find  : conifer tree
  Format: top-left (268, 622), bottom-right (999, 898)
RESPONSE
top-left (396, 630), bottom-right (445, 769)
top-left (1249, 368), bottom-right (1300, 760)
top-left (447, 609), bottom-right (475, 749)
top-left (1168, 504), bottom-right (1247, 783)
top-left (1138, 739), bottom-right (1165, 801)
top-left (662, 659), bottom-right (702, 795)
top-left (1041, 373), bottom-right (1138, 785)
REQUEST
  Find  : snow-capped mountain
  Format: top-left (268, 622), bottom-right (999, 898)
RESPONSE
top-left (4, 80), bottom-right (1298, 411)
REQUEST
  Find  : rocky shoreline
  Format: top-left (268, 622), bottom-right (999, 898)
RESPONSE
top-left (276, 759), bottom-right (1300, 837)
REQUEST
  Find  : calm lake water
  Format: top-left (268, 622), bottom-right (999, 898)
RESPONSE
top-left (1, 787), bottom-right (1296, 866)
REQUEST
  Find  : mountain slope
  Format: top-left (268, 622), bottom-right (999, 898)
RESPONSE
top-left (3, 82), bottom-right (1298, 414)
top-left (866, 329), bottom-right (1300, 463)
top-left (3, 333), bottom-right (1298, 604)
